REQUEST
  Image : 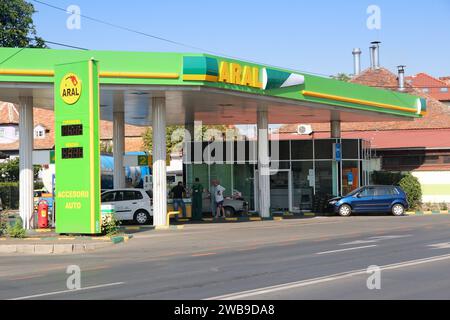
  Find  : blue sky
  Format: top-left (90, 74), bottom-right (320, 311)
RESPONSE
top-left (32, 0), bottom-right (450, 77)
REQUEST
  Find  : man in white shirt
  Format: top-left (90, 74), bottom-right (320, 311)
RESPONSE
top-left (214, 180), bottom-right (226, 218)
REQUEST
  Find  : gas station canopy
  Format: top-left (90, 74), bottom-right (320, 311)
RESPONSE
top-left (0, 48), bottom-right (425, 126)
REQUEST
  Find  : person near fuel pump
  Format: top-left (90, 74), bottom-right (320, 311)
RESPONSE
top-left (191, 178), bottom-right (204, 221)
top-left (171, 181), bottom-right (186, 219)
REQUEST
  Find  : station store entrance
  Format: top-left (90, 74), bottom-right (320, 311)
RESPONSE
top-left (185, 138), bottom-right (371, 213)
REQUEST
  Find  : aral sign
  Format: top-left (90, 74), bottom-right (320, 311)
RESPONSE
top-left (54, 59), bottom-right (101, 234)
top-left (182, 55), bottom-right (305, 90)
top-left (218, 61), bottom-right (262, 88)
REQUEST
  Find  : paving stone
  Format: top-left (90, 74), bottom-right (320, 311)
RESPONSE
top-left (34, 245), bottom-right (54, 254)
top-left (0, 245), bottom-right (17, 254)
top-left (53, 244), bottom-right (73, 254)
top-left (16, 245), bottom-right (35, 254)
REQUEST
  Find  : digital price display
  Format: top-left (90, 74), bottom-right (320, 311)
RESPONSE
top-left (61, 147), bottom-right (84, 159)
top-left (61, 124), bottom-right (83, 137)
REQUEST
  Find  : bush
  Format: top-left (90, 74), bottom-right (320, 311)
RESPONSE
top-left (6, 217), bottom-right (26, 238)
top-left (0, 182), bottom-right (19, 210)
top-left (399, 173), bottom-right (422, 210)
top-left (101, 213), bottom-right (120, 236)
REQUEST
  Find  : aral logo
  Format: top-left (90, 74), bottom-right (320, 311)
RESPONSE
top-left (60, 73), bottom-right (82, 105)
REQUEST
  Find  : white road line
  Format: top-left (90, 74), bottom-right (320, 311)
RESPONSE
top-left (340, 235), bottom-right (412, 246)
top-left (9, 282), bottom-right (124, 300)
top-left (316, 245), bottom-right (377, 255)
top-left (206, 253), bottom-right (450, 300)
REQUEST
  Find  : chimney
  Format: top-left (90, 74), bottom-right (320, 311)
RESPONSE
top-left (369, 45), bottom-right (375, 69)
top-left (352, 48), bottom-right (362, 76)
top-left (370, 41), bottom-right (381, 69)
top-left (397, 65), bottom-right (406, 91)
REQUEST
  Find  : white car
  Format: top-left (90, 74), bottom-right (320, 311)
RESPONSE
top-left (101, 189), bottom-right (153, 225)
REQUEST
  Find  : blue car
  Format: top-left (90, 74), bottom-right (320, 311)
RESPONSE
top-left (329, 186), bottom-right (409, 217)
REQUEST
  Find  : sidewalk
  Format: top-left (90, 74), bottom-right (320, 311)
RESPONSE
top-left (0, 231), bottom-right (132, 255)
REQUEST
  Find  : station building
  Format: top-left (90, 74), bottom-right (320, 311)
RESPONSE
top-left (0, 47), bottom-right (425, 232)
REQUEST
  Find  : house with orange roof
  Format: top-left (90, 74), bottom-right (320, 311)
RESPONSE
top-left (278, 43), bottom-right (450, 203)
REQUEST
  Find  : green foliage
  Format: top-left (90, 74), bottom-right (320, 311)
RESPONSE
top-left (332, 73), bottom-right (352, 82)
top-left (143, 125), bottom-right (239, 154)
top-left (0, 0), bottom-right (47, 48)
top-left (0, 182), bottom-right (19, 210)
top-left (6, 217), bottom-right (26, 238)
top-left (0, 158), bottom-right (19, 182)
top-left (101, 213), bottom-right (121, 236)
top-left (0, 212), bottom-right (8, 236)
top-left (399, 173), bottom-right (422, 210)
top-left (371, 171), bottom-right (405, 186)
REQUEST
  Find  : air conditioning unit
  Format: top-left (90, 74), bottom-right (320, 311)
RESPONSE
top-left (297, 124), bottom-right (313, 135)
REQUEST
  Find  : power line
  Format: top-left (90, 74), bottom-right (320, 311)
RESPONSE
top-left (44, 40), bottom-right (88, 50)
top-left (31, 0), bottom-right (331, 78)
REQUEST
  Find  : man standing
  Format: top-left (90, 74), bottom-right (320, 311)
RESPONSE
top-left (192, 178), bottom-right (203, 221)
top-left (171, 181), bottom-right (186, 218)
top-left (215, 180), bottom-right (226, 218)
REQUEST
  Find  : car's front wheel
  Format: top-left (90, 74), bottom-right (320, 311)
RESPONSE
top-left (338, 204), bottom-right (352, 217)
top-left (224, 206), bottom-right (235, 217)
top-left (392, 204), bottom-right (405, 216)
top-left (133, 210), bottom-right (151, 225)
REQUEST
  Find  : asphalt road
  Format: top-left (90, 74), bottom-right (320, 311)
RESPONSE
top-left (1, 215), bottom-right (450, 300)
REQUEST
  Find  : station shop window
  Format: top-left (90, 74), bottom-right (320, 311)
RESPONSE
top-left (291, 140), bottom-right (313, 160)
top-left (342, 161), bottom-right (359, 195)
top-left (314, 140), bottom-right (335, 160)
top-left (291, 161), bottom-right (314, 211)
top-left (270, 140), bottom-right (290, 161)
top-left (315, 161), bottom-right (333, 195)
top-left (342, 140), bottom-right (359, 159)
top-left (233, 164), bottom-right (255, 210)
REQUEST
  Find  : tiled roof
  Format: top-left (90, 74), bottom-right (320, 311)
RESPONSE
top-left (279, 68), bottom-right (450, 138)
top-left (405, 73), bottom-right (450, 101)
top-left (0, 102), bottom-right (19, 124)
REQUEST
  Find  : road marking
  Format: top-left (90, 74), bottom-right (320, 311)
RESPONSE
top-left (9, 282), bottom-right (124, 300)
top-left (316, 245), bottom-right (377, 255)
top-left (341, 235), bottom-right (412, 246)
top-left (192, 252), bottom-right (217, 257)
top-left (429, 242), bottom-right (450, 249)
top-left (206, 253), bottom-right (450, 300)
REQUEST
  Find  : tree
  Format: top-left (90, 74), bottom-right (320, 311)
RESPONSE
top-left (142, 125), bottom-right (240, 155)
top-left (0, 0), bottom-right (47, 48)
top-left (332, 73), bottom-right (351, 82)
top-left (0, 157), bottom-right (41, 183)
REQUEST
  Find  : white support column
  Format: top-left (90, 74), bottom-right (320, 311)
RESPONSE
top-left (152, 97), bottom-right (167, 227)
top-left (113, 111), bottom-right (125, 189)
top-left (257, 110), bottom-right (271, 218)
top-left (18, 97), bottom-right (34, 230)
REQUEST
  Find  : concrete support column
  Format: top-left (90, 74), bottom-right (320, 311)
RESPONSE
top-left (113, 111), bottom-right (125, 189)
top-left (331, 120), bottom-right (341, 139)
top-left (152, 97), bottom-right (167, 227)
top-left (18, 97), bottom-right (34, 230)
top-left (257, 110), bottom-right (271, 218)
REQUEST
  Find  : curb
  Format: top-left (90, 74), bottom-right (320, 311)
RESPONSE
top-left (406, 211), bottom-right (450, 216)
top-left (0, 234), bottom-right (133, 255)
